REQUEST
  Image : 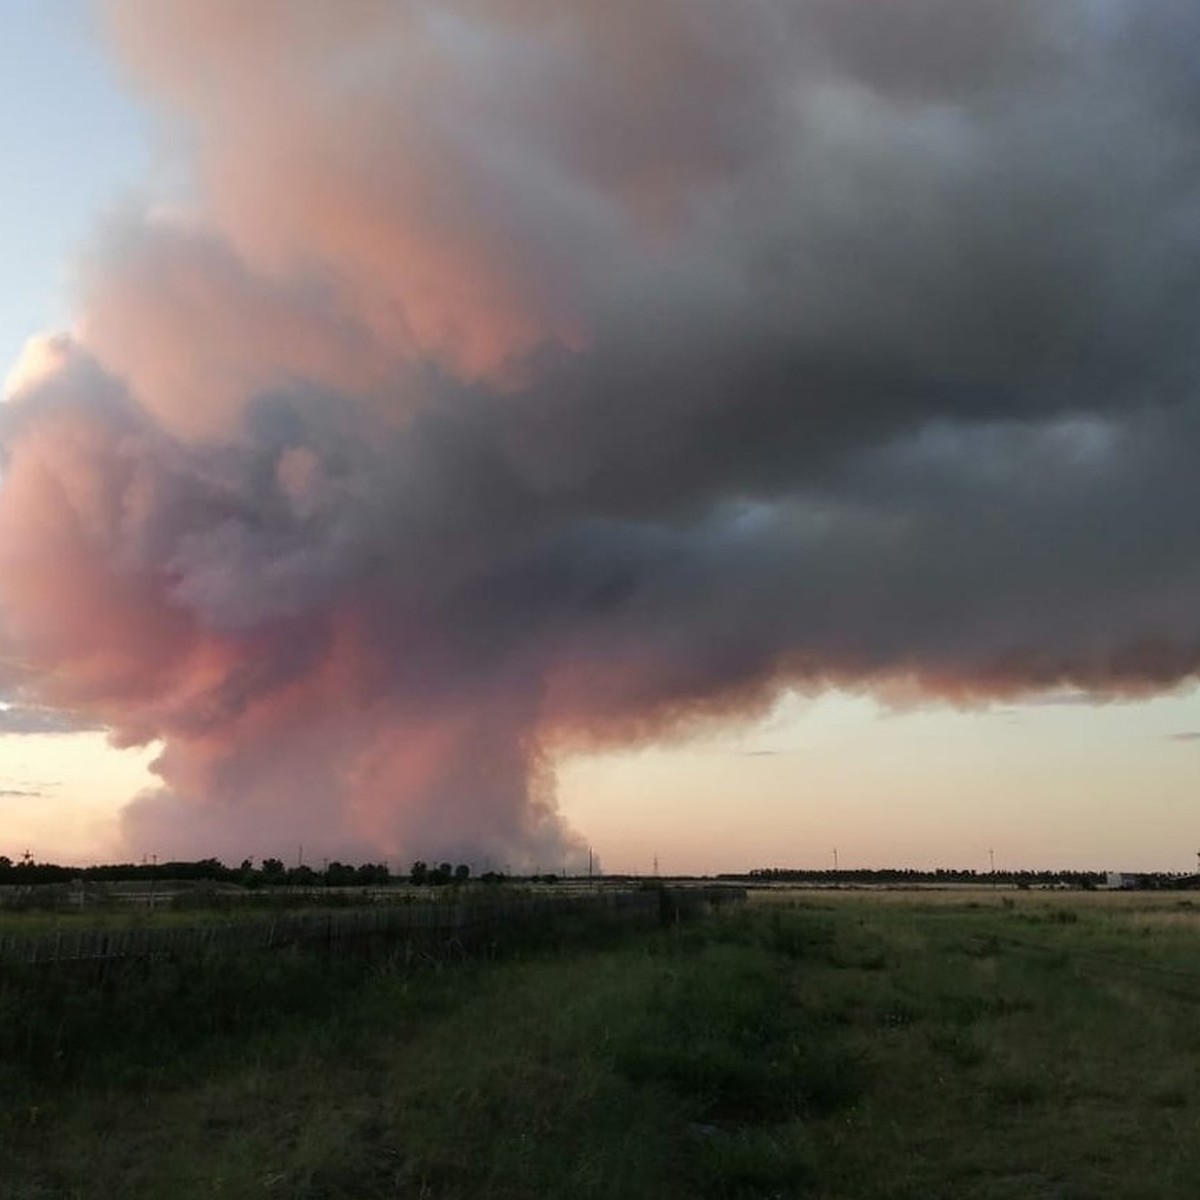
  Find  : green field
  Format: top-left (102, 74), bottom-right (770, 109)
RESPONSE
top-left (4, 889), bottom-right (1200, 1198)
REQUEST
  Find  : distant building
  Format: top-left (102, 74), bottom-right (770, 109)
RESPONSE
top-left (1106, 872), bottom-right (1139, 890)
top-left (1104, 872), bottom-right (1200, 891)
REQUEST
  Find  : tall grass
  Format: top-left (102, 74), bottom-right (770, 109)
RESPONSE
top-left (6, 893), bottom-right (1200, 1198)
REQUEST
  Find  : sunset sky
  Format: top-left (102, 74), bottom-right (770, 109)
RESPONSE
top-left (0, 1), bottom-right (1197, 876)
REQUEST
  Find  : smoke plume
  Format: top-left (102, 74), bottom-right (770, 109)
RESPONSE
top-left (2, 0), bottom-right (1199, 863)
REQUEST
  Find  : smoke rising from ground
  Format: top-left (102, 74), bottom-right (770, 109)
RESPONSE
top-left (1, 1), bottom-right (1198, 863)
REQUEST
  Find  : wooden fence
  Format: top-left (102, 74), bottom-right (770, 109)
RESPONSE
top-left (0, 886), bottom-right (744, 969)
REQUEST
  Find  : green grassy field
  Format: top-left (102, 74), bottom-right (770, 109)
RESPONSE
top-left (4, 890), bottom-right (1200, 1198)
top-left (0, 888), bottom-right (429, 933)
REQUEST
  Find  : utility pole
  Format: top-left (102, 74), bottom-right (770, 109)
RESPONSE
top-left (989, 848), bottom-right (995, 874)
top-left (833, 847), bottom-right (838, 871)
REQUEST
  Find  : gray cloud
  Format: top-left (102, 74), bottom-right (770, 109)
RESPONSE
top-left (0, 0), bottom-right (1196, 863)
top-left (0, 705), bottom-right (102, 736)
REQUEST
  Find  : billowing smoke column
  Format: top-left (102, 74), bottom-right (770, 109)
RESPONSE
top-left (2, 0), bottom-right (1199, 864)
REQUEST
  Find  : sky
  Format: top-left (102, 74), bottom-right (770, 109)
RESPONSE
top-left (0, 1), bottom-right (1196, 876)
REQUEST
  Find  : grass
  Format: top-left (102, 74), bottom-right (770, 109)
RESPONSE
top-left (5, 891), bottom-right (1200, 1197)
top-left (0, 887), bottom-right (457, 933)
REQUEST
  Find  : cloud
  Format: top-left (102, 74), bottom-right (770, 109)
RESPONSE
top-left (0, 0), bottom-right (1197, 863)
top-left (0, 703), bottom-right (102, 736)
top-left (1169, 732), bottom-right (1200, 743)
top-left (1010, 691), bottom-right (1114, 708)
top-left (2, 333), bottom-right (75, 402)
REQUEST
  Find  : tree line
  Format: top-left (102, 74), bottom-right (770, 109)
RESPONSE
top-left (0, 855), bottom-right (514, 888)
top-left (737, 867), bottom-right (1195, 889)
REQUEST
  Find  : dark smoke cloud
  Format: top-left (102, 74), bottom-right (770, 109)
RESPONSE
top-left (0, 0), bottom-right (1198, 863)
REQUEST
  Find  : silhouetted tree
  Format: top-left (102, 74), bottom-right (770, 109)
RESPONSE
top-left (426, 862), bottom-right (453, 886)
top-left (325, 861), bottom-right (357, 887)
top-left (454, 863), bottom-right (470, 883)
top-left (410, 860), bottom-right (428, 885)
top-left (355, 863), bottom-right (388, 885)
top-left (261, 857), bottom-right (286, 883)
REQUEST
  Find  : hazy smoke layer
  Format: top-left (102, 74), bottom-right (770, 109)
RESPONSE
top-left (1, 0), bottom-right (1198, 863)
